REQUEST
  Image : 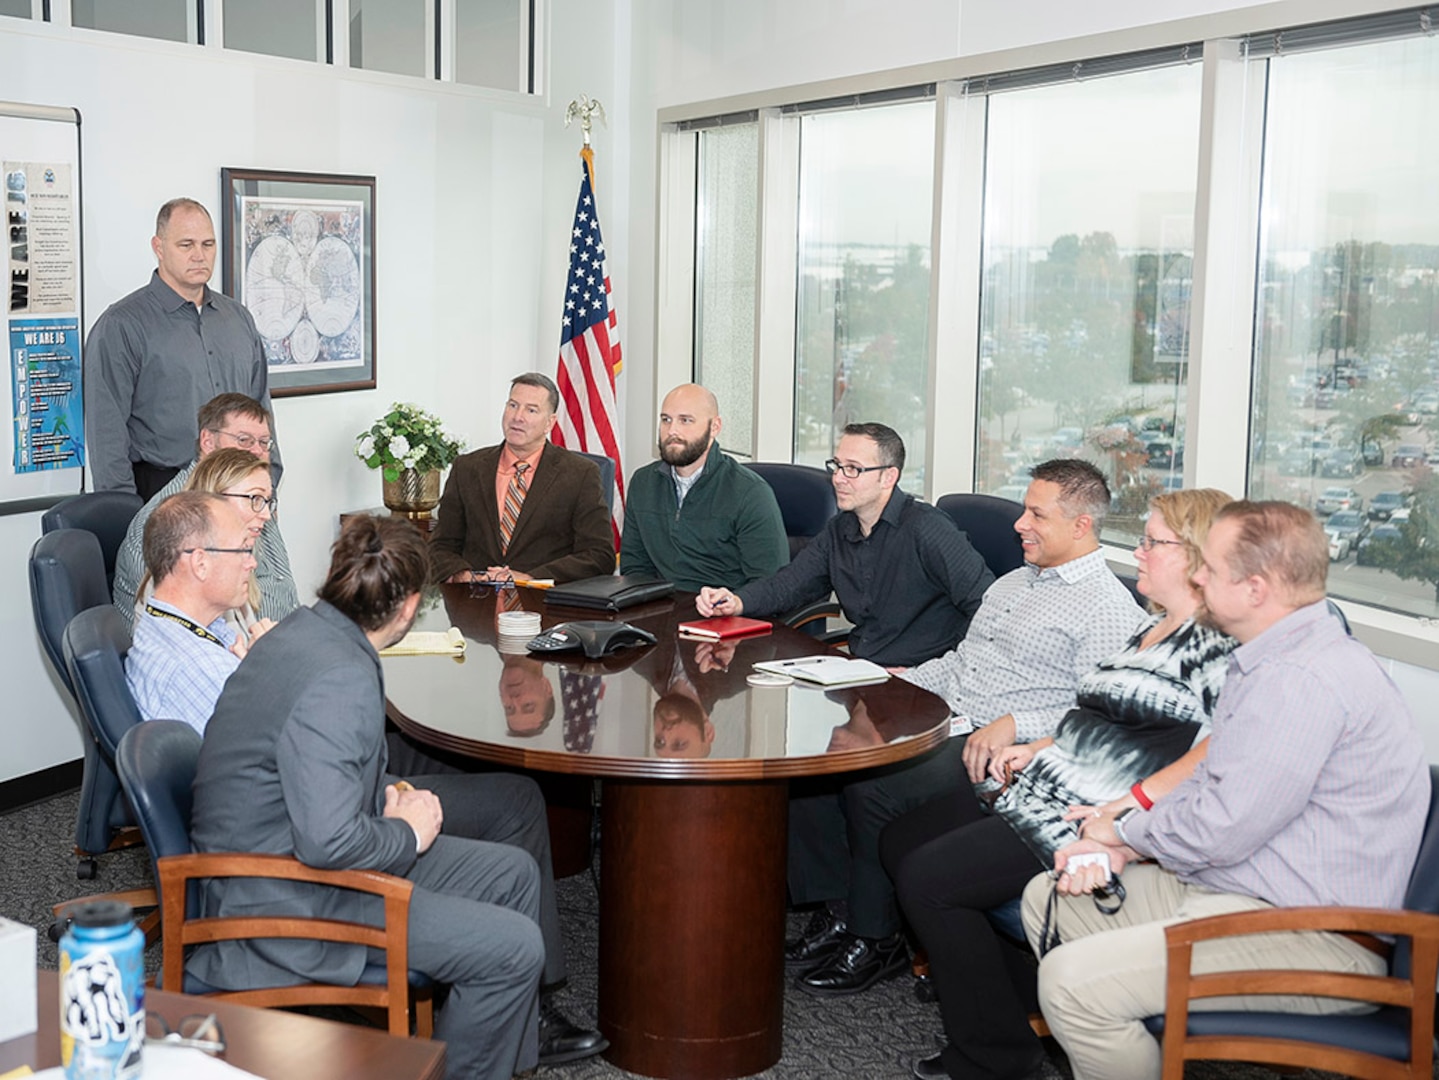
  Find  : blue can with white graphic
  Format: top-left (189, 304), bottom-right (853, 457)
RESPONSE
top-left (59, 900), bottom-right (144, 1080)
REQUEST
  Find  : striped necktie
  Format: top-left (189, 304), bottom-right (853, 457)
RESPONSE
top-left (500, 461), bottom-right (530, 556)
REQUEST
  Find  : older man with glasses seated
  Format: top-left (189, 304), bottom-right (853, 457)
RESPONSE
top-left (126, 490), bottom-right (274, 734)
top-left (113, 392), bottom-right (298, 630)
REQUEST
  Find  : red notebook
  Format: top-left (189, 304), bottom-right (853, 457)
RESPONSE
top-left (677, 616), bottom-right (774, 640)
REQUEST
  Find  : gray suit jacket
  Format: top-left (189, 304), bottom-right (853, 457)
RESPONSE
top-left (188, 601), bottom-right (414, 990)
top-left (429, 441), bottom-right (614, 584)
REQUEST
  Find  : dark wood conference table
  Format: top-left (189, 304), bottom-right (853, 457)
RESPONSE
top-left (382, 586), bottom-right (951, 1080)
top-left (0, 969), bottom-right (445, 1079)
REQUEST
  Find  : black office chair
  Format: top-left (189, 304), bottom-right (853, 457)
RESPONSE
top-left (30, 529), bottom-right (109, 702)
top-left (1144, 765), bottom-right (1439, 1079)
top-left (42, 491), bottom-right (144, 592)
top-left (53, 604), bottom-right (158, 934)
top-left (577, 450), bottom-right (618, 512)
top-left (935, 493), bottom-right (1025, 578)
top-left (743, 463), bottom-right (838, 559)
top-left (117, 719), bottom-right (434, 1035)
top-left (29, 529), bottom-right (136, 881)
top-left (745, 462), bottom-right (842, 638)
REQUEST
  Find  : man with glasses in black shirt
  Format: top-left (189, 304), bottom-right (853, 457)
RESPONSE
top-left (697, 422), bottom-right (993, 667)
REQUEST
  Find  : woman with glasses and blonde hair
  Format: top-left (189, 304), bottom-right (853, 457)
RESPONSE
top-left (134, 447), bottom-right (290, 637)
top-left (881, 488), bottom-right (1238, 1080)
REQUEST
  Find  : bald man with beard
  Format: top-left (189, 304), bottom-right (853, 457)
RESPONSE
top-left (619, 383), bottom-right (787, 592)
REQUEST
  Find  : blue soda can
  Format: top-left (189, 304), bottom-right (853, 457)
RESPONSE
top-left (58, 900), bottom-right (145, 1080)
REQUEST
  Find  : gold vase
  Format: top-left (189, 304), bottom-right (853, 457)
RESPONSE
top-left (382, 468), bottom-right (441, 517)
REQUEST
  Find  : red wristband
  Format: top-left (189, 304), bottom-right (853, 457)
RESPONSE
top-left (1131, 781), bottom-right (1153, 810)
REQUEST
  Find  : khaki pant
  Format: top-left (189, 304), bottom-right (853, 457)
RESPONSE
top-left (1019, 863), bottom-right (1384, 1080)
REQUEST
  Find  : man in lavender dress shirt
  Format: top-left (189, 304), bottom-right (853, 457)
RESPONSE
top-left (1024, 500), bottom-right (1427, 1080)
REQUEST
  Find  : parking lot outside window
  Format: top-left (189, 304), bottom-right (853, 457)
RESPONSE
top-left (1249, 34), bottom-right (1439, 617)
top-left (974, 64), bottom-right (1202, 544)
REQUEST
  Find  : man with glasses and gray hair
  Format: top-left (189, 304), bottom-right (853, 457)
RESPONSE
top-left (113, 392), bottom-right (298, 629)
top-left (698, 422), bottom-right (993, 667)
top-left (125, 490), bottom-right (274, 734)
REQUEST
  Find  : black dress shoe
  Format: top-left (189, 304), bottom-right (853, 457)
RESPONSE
top-left (537, 995), bottom-right (609, 1066)
top-left (784, 908), bottom-right (848, 967)
top-left (913, 1053), bottom-right (950, 1080)
top-left (796, 932), bottom-right (908, 996)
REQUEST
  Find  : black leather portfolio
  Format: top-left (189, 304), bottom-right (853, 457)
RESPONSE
top-left (543, 573), bottom-right (675, 612)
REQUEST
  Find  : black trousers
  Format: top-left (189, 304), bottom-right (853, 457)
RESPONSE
top-left (881, 787), bottom-right (1048, 1080)
top-left (132, 461), bottom-right (182, 501)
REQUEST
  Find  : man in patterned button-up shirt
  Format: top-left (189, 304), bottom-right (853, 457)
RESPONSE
top-left (786, 459), bottom-right (1145, 998)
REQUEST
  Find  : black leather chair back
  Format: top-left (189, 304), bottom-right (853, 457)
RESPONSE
top-left (64, 605), bottom-right (144, 768)
top-left (936, 493), bottom-right (1025, 578)
top-left (116, 720), bottom-right (200, 917)
top-left (1392, 765), bottom-right (1439, 979)
top-left (745, 463), bottom-right (838, 559)
top-left (43, 491), bottom-right (144, 592)
top-left (577, 451), bottom-right (617, 512)
top-left (30, 529), bottom-right (110, 700)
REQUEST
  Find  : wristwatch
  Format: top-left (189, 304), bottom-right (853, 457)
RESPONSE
top-left (1113, 806), bottom-right (1140, 846)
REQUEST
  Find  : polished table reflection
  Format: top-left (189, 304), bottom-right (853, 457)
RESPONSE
top-left (383, 585), bottom-right (950, 1079)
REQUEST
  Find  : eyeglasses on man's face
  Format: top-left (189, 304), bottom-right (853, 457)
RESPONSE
top-left (824, 459), bottom-right (890, 480)
top-left (1136, 535), bottom-right (1185, 552)
top-left (183, 546), bottom-right (257, 560)
top-left (211, 428), bottom-right (274, 452)
top-left (220, 491), bottom-right (278, 514)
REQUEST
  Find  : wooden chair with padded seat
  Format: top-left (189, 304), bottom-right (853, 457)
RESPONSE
top-left (1146, 764), bottom-right (1439, 1080)
top-left (116, 719), bottom-right (433, 1038)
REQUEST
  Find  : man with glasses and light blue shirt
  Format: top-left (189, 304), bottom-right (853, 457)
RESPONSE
top-left (126, 491), bottom-right (274, 733)
top-left (113, 392), bottom-right (298, 629)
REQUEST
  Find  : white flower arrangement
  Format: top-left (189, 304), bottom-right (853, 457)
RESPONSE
top-left (355, 402), bottom-right (464, 483)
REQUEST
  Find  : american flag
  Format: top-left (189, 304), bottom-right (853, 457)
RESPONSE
top-left (553, 147), bottom-right (625, 543)
top-left (561, 670), bottom-right (602, 754)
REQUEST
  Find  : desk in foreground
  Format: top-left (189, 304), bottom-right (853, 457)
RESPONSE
top-left (384, 586), bottom-right (951, 1079)
top-left (0, 970), bottom-right (445, 1080)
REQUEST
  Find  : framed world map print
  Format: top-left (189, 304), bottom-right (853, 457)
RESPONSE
top-left (220, 168), bottom-right (376, 397)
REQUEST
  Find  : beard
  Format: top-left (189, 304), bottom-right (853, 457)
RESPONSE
top-left (659, 423), bottom-right (713, 469)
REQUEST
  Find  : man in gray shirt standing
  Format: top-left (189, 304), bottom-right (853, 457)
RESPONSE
top-left (85, 197), bottom-right (277, 498)
top-left (1028, 500), bottom-right (1427, 1080)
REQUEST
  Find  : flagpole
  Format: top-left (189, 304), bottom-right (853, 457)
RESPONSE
top-left (556, 95), bottom-right (625, 545)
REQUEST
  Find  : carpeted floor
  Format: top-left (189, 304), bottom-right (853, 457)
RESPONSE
top-left (0, 789), bottom-right (1364, 1079)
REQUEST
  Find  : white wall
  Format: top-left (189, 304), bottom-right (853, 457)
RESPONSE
top-left (0, 5), bottom-right (626, 784)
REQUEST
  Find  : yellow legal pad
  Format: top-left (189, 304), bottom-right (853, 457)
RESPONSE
top-left (379, 626), bottom-right (466, 656)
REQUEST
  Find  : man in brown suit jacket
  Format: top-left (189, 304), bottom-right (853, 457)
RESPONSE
top-left (430, 373), bottom-right (614, 585)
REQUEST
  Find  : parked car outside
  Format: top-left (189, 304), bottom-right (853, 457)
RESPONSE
top-left (1315, 487), bottom-right (1363, 515)
top-left (1356, 524), bottom-right (1404, 566)
top-left (1368, 491), bottom-right (1408, 521)
top-left (1392, 444), bottom-right (1428, 468)
top-left (1320, 449), bottom-right (1364, 478)
top-left (1325, 510), bottom-right (1370, 548)
top-left (1326, 530), bottom-right (1351, 562)
top-left (1278, 448), bottom-right (1316, 476)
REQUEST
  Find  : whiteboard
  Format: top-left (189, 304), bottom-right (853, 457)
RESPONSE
top-left (0, 100), bottom-right (83, 515)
